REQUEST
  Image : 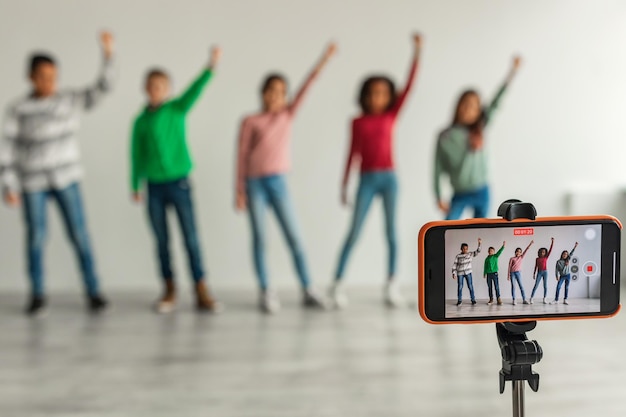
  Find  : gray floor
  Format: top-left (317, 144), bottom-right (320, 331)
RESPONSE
top-left (445, 298), bottom-right (601, 318)
top-left (1, 288), bottom-right (625, 417)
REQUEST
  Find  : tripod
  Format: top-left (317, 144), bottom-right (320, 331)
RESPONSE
top-left (496, 200), bottom-right (543, 417)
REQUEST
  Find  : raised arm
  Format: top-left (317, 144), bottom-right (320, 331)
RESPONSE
top-left (483, 55), bottom-right (521, 125)
top-left (547, 237), bottom-right (554, 257)
top-left (288, 42), bottom-right (336, 115)
top-left (495, 242), bottom-right (506, 257)
top-left (0, 107), bottom-right (20, 206)
top-left (522, 239), bottom-right (534, 257)
top-left (389, 33), bottom-right (422, 115)
top-left (434, 138), bottom-right (449, 214)
top-left (172, 46), bottom-right (221, 113)
top-left (570, 242), bottom-right (579, 256)
top-left (472, 238), bottom-right (482, 256)
top-left (340, 121), bottom-right (360, 206)
top-left (74, 31), bottom-right (115, 111)
top-left (235, 118), bottom-right (253, 211)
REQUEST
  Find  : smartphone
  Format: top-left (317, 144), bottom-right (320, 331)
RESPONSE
top-left (418, 216), bottom-right (621, 324)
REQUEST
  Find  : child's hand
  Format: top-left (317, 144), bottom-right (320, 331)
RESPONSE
top-left (3, 191), bottom-right (20, 207)
top-left (100, 31), bottom-right (114, 59)
top-left (551, 237), bottom-right (554, 241)
top-left (530, 240), bottom-right (534, 245)
top-left (483, 275), bottom-right (486, 279)
top-left (235, 193), bottom-right (247, 211)
top-left (324, 42), bottom-right (338, 60)
top-left (340, 187), bottom-right (350, 207)
top-left (452, 275), bottom-right (457, 280)
top-left (131, 192), bottom-right (143, 203)
top-left (574, 242), bottom-right (579, 247)
top-left (437, 200), bottom-right (449, 214)
top-left (209, 46), bottom-right (222, 68)
top-left (413, 33), bottom-right (423, 50)
top-left (478, 238), bottom-right (482, 244)
top-left (503, 241), bottom-right (506, 246)
top-left (512, 55), bottom-right (522, 71)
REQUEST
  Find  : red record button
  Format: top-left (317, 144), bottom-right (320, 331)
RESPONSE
top-left (582, 262), bottom-right (597, 275)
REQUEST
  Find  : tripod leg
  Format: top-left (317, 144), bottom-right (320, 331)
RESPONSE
top-left (512, 381), bottom-right (525, 417)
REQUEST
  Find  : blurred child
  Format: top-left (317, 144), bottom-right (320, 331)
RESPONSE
top-left (530, 237), bottom-right (554, 304)
top-left (235, 43), bottom-right (336, 314)
top-left (507, 240), bottom-right (533, 305)
top-left (330, 34), bottom-right (422, 309)
top-left (0, 31), bottom-right (115, 316)
top-left (452, 238), bottom-right (482, 306)
top-left (483, 241), bottom-right (505, 305)
top-left (551, 242), bottom-right (579, 305)
top-left (131, 46), bottom-right (222, 314)
top-left (434, 56), bottom-right (521, 220)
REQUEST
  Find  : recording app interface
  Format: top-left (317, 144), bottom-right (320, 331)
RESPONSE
top-left (444, 224), bottom-right (602, 318)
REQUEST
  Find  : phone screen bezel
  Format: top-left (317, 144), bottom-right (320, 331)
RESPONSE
top-left (420, 217), bottom-right (621, 324)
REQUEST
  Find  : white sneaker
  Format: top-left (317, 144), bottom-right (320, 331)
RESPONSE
top-left (384, 281), bottom-right (406, 308)
top-left (543, 298), bottom-right (547, 304)
top-left (550, 299), bottom-right (558, 305)
top-left (487, 299), bottom-right (493, 306)
top-left (328, 282), bottom-right (349, 309)
top-left (523, 299), bottom-right (529, 305)
top-left (529, 298), bottom-right (534, 304)
top-left (563, 299), bottom-right (569, 305)
top-left (259, 290), bottom-right (281, 314)
top-left (512, 299), bottom-right (517, 305)
top-left (303, 288), bottom-right (327, 310)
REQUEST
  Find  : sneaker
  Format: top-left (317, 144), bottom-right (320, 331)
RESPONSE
top-left (523, 299), bottom-right (529, 305)
top-left (384, 281), bottom-right (406, 308)
top-left (487, 298), bottom-right (494, 306)
top-left (497, 298), bottom-right (502, 305)
top-left (303, 288), bottom-right (327, 310)
top-left (88, 295), bottom-right (109, 314)
top-left (195, 281), bottom-right (223, 313)
top-left (328, 282), bottom-right (348, 309)
top-left (563, 299), bottom-right (569, 305)
top-left (25, 296), bottom-right (47, 317)
top-left (512, 299), bottom-right (517, 305)
top-left (529, 298), bottom-right (534, 304)
top-left (550, 299), bottom-right (558, 305)
top-left (155, 279), bottom-right (176, 314)
top-left (543, 298), bottom-right (547, 304)
top-left (260, 290), bottom-right (281, 314)
top-left (471, 300), bottom-right (477, 306)
top-left (456, 300), bottom-right (462, 306)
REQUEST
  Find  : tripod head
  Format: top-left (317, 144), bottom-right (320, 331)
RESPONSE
top-left (497, 322), bottom-right (542, 393)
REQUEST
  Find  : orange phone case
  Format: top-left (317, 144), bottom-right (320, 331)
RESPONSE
top-left (418, 215), bottom-right (622, 324)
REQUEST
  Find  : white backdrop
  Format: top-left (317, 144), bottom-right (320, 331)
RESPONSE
top-left (1, 0), bottom-right (625, 293)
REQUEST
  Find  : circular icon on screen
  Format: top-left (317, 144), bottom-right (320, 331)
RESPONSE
top-left (582, 261), bottom-right (598, 276)
top-left (571, 265), bottom-right (579, 273)
top-left (572, 258), bottom-right (578, 264)
top-left (585, 228), bottom-right (597, 240)
top-left (572, 275), bottom-right (578, 281)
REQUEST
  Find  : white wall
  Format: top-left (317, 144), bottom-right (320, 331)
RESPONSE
top-left (1, 0), bottom-right (625, 294)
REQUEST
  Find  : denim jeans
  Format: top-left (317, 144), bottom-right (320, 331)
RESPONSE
top-left (335, 171), bottom-right (398, 280)
top-left (531, 270), bottom-right (548, 298)
top-left (486, 272), bottom-right (501, 299)
top-left (246, 174), bottom-right (310, 290)
top-left (457, 273), bottom-right (476, 302)
top-left (446, 185), bottom-right (490, 220)
top-left (21, 182), bottom-right (100, 297)
top-left (509, 271), bottom-right (526, 300)
top-left (147, 177), bottom-right (204, 282)
top-left (555, 274), bottom-right (571, 301)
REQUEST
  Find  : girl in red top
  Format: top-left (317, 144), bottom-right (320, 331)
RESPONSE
top-left (530, 237), bottom-right (554, 304)
top-left (330, 33), bottom-right (422, 309)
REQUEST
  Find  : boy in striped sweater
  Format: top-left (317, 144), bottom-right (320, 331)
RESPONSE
top-left (452, 238), bottom-right (481, 306)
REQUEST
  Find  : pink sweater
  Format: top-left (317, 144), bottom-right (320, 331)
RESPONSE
top-left (236, 70), bottom-right (319, 196)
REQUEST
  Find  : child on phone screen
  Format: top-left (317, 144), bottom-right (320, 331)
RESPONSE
top-left (507, 240), bottom-right (533, 305)
top-left (551, 242), bottom-right (579, 305)
top-left (452, 238), bottom-right (481, 306)
top-left (483, 241), bottom-right (505, 305)
top-left (530, 237), bottom-right (554, 305)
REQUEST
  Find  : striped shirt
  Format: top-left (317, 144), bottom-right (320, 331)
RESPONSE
top-left (0, 57), bottom-right (114, 193)
top-left (452, 244), bottom-right (481, 276)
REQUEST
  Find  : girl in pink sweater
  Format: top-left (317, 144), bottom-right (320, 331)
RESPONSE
top-left (330, 34), bottom-right (422, 309)
top-left (235, 43), bottom-right (336, 314)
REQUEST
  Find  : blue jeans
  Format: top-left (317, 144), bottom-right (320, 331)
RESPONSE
top-left (446, 185), bottom-right (490, 220)
top-left (22, 182), bottom-right (100, 297)
top-left (457, 273), bottom-right (476, 302)
top-left (531, 270), bottom-right (548, 298)
top-left (335, 171), bottom-right (398, 280)
top-left (246, 175), bottom-right (310, 290)
top-left (555, 274), bottom-right (571, 301)
top-left (147, 177), bottom-right (204, 282)
top-left (509, 271), bottom-right (526, 300)
top-left (486, 272), bottom-right (501, 299)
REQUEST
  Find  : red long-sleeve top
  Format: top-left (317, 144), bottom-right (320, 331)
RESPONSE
top-left (342, 59), bottom-right (418, 183)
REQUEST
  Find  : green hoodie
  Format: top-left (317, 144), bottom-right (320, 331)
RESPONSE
top-left (483, 244), bottom-right (505, 275)
top-left (130, 69), bottom-right (213, 191)
top-left (433, 82), bottom-right (507, 201)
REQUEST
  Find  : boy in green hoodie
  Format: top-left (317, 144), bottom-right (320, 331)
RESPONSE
top-left (483, 241), bottom-right (505, 305)
top-left (130, 46), bottom-right (221, 314)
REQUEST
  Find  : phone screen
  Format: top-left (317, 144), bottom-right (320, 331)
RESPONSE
top-left (444, 224), bottom-right (604, 318)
